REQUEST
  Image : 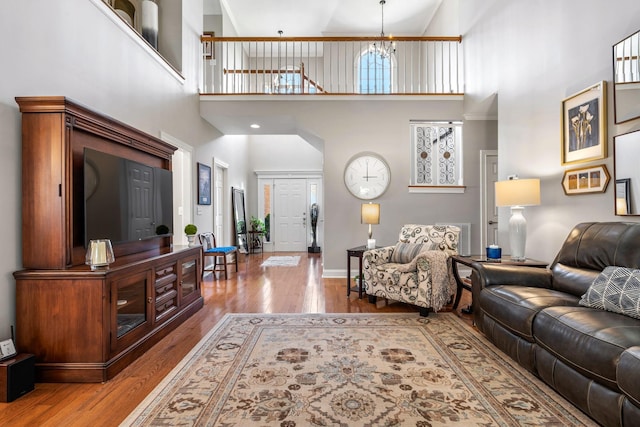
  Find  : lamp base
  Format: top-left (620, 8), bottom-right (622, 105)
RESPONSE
top-left (509, 206), bottom-right (527, 261)
top-left (367, 239), bottom-right (376, 249)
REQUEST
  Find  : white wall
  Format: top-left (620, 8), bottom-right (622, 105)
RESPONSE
top-left (461, 0), bottom-right (640, 263)
top-left (193, 135), bottom-right (251, 246)
top-left (0, 0), bottom-right (219, 336)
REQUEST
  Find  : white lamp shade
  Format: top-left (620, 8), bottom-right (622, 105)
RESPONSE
top-left (361, 203), bottom-right (380, 224)
top-left (495, 179), bottom-right (541, 207)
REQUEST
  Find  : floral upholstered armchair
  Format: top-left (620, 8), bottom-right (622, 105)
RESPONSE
top-left (363, 224), bottom-right (460, 316)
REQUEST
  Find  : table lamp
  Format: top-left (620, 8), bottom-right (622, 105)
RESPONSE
top-left (85, 239), bottom-right (115, 270)
top-left (361, 203), bottom-right (380, 249)
top-left (495, 178), bottom-right (540, 261)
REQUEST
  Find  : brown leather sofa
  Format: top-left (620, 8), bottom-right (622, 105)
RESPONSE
top-left (471, 222), bottom-right (640, 427)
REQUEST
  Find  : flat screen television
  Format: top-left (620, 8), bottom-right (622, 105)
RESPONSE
top-left (84, 148), bottom-right (173, 246)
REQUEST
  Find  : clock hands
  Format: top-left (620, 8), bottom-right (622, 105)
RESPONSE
top-left (362, 159), bottom-right (378, 182)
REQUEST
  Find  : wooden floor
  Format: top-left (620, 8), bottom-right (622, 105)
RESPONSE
top-left (0, 252), bottom-right (473, 426)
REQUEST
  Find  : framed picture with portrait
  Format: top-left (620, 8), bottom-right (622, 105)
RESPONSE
top-left (561, 164), bottom-right (610, 195)
top-left (561, 81), bottom-right (607, 165)
top-left (197, 162), bottom-right (211, 205)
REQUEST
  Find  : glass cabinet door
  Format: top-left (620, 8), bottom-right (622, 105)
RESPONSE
top-left (111, 270), bottom-right (151, 353)
top-left (180, 258), bottom-right (198, 303)
top-left (114, 273), bottom-right (147, 338)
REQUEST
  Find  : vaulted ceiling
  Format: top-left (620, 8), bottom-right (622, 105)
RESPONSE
top-left (204, 0), bottom-right (443, 37)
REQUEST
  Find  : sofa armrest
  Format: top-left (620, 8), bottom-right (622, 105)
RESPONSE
top-left (471, 263), bottom-right (552, 291)
top-left (470, 263), bottom-right (552, 329)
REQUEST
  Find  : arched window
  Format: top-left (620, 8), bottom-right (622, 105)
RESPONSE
top-left (274, 66), bottom-right (302, 94)
top-left (358, 50), bottom-right (394, 94)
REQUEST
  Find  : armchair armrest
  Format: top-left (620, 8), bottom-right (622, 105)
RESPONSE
top-left (362, 246), bottom-right (394, 292)
top-left (363, 246), bottom-right (394, 267)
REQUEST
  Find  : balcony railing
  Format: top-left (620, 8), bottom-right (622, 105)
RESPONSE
top-left (200, 35), bottom-right (463, 95)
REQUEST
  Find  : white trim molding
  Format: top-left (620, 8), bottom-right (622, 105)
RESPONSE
top-left (255, 170), bottom-right (323, 179)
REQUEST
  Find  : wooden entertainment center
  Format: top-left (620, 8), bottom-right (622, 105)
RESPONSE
top-left (13, 97), bottom-right (203, 383)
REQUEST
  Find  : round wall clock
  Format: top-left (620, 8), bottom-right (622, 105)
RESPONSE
top-left (344, 152), bottom-right (391, 200)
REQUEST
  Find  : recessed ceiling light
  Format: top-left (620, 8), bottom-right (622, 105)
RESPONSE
top-left (250, 124), bottom-right (260, 129)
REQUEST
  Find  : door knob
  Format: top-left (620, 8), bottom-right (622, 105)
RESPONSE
top-left (488, 220), bottom-right (497, 225)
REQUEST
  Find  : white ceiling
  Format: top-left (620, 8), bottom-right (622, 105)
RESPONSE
top-left (204, 0), bottom-right (443, 37)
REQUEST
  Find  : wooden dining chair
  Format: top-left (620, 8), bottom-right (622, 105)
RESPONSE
top-left (199, 232), bottom-right (238, 279)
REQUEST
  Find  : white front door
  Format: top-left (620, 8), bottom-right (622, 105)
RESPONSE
top-left (274, 179), bottom-right (307, 252)
top-left (481, 150), bottom-right (499, 251)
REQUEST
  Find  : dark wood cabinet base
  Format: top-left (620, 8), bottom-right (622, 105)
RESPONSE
top-left (15, 247), bottom-right (203, 383)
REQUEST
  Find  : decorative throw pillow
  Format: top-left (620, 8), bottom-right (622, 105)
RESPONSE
top-left (390, 243), bottom-right (427, 264)
top-left (579, 266), bottom-right (640, 320)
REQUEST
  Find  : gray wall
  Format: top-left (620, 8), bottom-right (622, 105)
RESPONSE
top-left (198, 98), bottom-right (497, 275)
top-left (461, 0), bottom-right (640, 262)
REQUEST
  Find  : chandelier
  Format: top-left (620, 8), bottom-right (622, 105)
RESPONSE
top-left (370, 0), bottom-right (396, 58)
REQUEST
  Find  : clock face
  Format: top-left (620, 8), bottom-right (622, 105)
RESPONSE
top-left (344, 153), bottom-right (391, 200)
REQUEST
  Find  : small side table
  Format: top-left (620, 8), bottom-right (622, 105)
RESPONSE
top-left (451, 255), bottom-right (548, 311)
top-left (347, 245), bottom-right (378, 299)
top-left (248, 231), bottom-right (264, 254)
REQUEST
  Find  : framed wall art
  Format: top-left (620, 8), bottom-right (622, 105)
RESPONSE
top-left (561, 163), bottom-right (610, 195)
top-left (561, 81), bottom-right (607, 165)
top-left (197, 162), bottom-right (211, 205)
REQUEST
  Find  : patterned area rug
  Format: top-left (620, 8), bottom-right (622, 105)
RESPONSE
top-left (122, 313), bottom-right (596, 426)
top-left (260, 256), bottom-right (301, 267)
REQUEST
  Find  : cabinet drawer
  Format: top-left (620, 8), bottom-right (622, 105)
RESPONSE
top-left (155, 289), bottom-right (178, 321)
top-left (155, 279), bottom-right (177, 296)
top-left (155, 263), bottom-right (177, 297)
top-left (155, 263), bottom-right (176, 280)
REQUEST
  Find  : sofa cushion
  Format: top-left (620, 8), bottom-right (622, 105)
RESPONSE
top-left (618, 346), bottom-right (640, 407)
top-left (533, 306), bottom-right (640, 390)
top-left (479, 285), bottom-right (580, 342)
top-left (580, 266), bottom-right (640, 320)
top-left (390, 243), bottom-right (428, 264)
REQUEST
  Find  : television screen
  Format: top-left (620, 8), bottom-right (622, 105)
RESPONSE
top-left (84, 148), bottom-right (173, 245)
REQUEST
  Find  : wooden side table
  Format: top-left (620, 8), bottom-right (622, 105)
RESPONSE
top-left (346, 245), bottom-right (377, 299)
top-left (451, 254), bottom-right (548, 312)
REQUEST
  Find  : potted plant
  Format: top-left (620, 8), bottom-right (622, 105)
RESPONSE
top-left (184, 224), bottom-right (198, 247)
top-left (250, 216), bottom-right (265, 233)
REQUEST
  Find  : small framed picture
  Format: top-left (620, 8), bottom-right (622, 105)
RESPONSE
top-left (197, 163), bottom-right (211, 205)
top-left (562, 164), bottom-right (610, 195)
top-left (0, 338), bottom-right (17, 361)
top-left (203, 31), bottom-right (215, 60)
top-left (561, 81), bottom-right (607, 165)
